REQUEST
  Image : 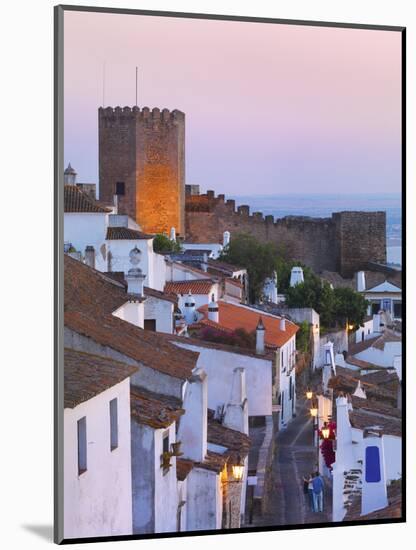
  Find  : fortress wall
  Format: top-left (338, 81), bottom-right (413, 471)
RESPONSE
top-left (185, 192), bottom-right (386, 276)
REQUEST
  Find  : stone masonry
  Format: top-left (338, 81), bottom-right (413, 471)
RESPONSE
top-left (99, 106), bottom-right (185, 236)
top-left (185, 191), bottom-right (386, 278)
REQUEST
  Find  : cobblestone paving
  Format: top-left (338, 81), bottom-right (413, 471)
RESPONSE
top-left (245, 400), bottom-right (332, 527)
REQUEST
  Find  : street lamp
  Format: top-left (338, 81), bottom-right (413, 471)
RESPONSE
top-left (321, 422), bottom-right (330, 440)
top-left (306, 388), bottom-right (313, 400)
top-left (310, 406), bottom-right (318, 418)
top-left (232, 462), bottom-right (244, 482)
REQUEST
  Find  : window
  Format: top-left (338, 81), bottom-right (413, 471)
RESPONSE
top-left (110, 398), bottom-right (118, 451)
top-left (144, 319), bottom-right (157, 331)
top-left (77, 417), bottom-right (87, 475)
top-left (115, 181), bottom-right (125, 195)
top-left (162, 431), bottom-right (170, 475)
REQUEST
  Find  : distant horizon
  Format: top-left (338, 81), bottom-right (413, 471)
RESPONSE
top-left (64, 11), bottom-right (402, 195)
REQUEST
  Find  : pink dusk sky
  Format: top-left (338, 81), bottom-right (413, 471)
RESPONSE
top-left (64, 10), bottom-right (402, 195)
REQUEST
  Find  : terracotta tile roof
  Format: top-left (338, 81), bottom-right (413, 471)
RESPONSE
top-left (165, 333), bottom-right (275, 360)
top-left (345, 479), bottom-right (402, 521)
top-left (208, 419), bottom-right (251, 461)
top-left (349, 408), bottom-right (401, 437)
top-left (197, 301), bottom-right (298, 348)
top-left (176, 458), bottom-right (194, 481)
top-left (207, 259), bottom-right (245, 273)
top-left (64, 348), bottom-right (137, 408)
top-left (102, 271), bottom-right (177, 304)
top-left (348, 330), bottom-right (401, 356)
top-left (348, 335), bottom-right (381, 355)
top-left (64, 185), bottom-right (111, 213)
top-left (351, 395), bottom-right (401, 418)
top-left (165, 279), bottom-right (216, 296)
top-left (64, 256), bottom-right (198, 380)
top-left (361, 369), bottom-right (400, 388)
top-left (65, 311), bottom-right (197, 381)
top-left (106, 227), bottom-right (154, 240)
top-left (130, 386), bottom-right (184, 428)
top-left (345, 356), bottom-right (381, 371)
top-left (328, 368), bottom-right (397, 404)
top-left (195, 450), bottom-right (228, 473)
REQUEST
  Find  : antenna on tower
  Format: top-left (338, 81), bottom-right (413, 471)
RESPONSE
top-left (135, 66), bottom-right (138, 107)
top-left (102, 62), bottom-right (106, 107)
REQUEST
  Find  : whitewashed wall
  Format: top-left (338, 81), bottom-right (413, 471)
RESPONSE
top-left (355, 341), bottom-right (402, 368)
top-left (355, 319), bottom-right (375, 344)
top-left (143, 297), bottom-right (173, 334)
top-left (154, 424), bottom-right (179, 533)
top-left (185, 467), bottom-right (222, 531)
top-left (64, 212), bottom-right (108, 271)
top-left (174, 343), bottom-right (272, 417)
top-left (112, 302), bottom-right (144, 328)
top-left (177, 285), bottom-right (218, 313)
top-left (64, 379), bottom-right (133, 539)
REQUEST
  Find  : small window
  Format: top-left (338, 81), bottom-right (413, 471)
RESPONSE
top-left (115, 181), bottom-right (125, 195)
top-left (144, 319), bottom-right (157, 332)
top-left (77, 417), bottom-right (87, 475)
top-left (162, 431), bottom-right (170, 474)
top-left (110, 398), bottom-right (118, 451)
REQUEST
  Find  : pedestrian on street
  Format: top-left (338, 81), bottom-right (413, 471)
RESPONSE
top-left (303, 473), bottom-right (315, 511)
top-left (312, 471), bottom-right (324, 513)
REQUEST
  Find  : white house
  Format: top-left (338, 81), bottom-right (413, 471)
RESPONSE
top-left (63, 348), bottom-right (137, 539)
top-left (130, 386), bottom-right (184, 534)
top-left (331, 394), bottom-right (401, 522)
top-left (346, 329), bottom-right (402, 371)
top-left (194, 301), bottom-right (299, 429)
top-left (165, 279), bottom-right (219, 314)
top-left (356, 270), bottom-right (402, 322)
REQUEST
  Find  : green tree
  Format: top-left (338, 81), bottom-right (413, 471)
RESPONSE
top-left (153, 234), bottom-right (182, 254)
top-left (219, 232), bottom-right (284, 302)
top-left (333, 287), bottom-right (369, 329)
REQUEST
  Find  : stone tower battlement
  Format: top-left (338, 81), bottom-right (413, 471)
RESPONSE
top-left (185, 190), bottom-right (386, 277)
top-left (99, 105), bottom-right (185, 235)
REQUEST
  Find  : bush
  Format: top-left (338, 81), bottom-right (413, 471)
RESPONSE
top-left (153, 233), bottom-right (182, 253)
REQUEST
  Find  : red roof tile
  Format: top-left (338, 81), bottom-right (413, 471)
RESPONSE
top-left (208, 419), bottom-right (251, 461)
top-left (197, 301), bottom-right (298, 348)
top-left (64, 348), bottom-right (138, 408)
top-left (165, 279), bottom-right (216, 296)
top-left (64, 185), bottom-right (111, 213)
top-left (130, 386), bottom-right (184, 428)
top-left (106, 227), bottom-right (154, 240)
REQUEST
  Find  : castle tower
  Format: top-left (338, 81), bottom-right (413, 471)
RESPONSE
top-left (99, 106), bottom-right (185, 235)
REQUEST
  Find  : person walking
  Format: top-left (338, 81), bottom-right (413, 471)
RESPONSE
top-left (312, 471), bottom-right (324, 513)
top-left (303, 473), bottom-right (315, 511)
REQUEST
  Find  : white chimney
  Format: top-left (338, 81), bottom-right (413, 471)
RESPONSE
top-left (279, 318), bottom-right (286, 331)
top-left (184, 291), bottom-right (196, 325)
top-left (256, 317), bottom-right (265, 355)
top-left (353, 380), bottom-right (367, 399)
top-left (202, 252), bottom-right (208, 272)
top-left (170, 227), bottom-right (176, 241)
top-left (113, 194), bottom-right (119, 214)
top-left (361, 432), bottom-right (388, 516)
top-left (290, 266), bottom-right (304, 287)
top-left (208, 297), bottom-right (219, 323)
top-left (223, 367), bottom-right (249, 434)
top-left (177, 368), bottom-right (208, 462)
top-left (126, 268), bottom-right (146, 297)
top-left (357, 271), bottom-right (366, 292)
top-left (84, 245), bottom-right (95, 269)
top-left (223, 231), bottom-right (230, 247)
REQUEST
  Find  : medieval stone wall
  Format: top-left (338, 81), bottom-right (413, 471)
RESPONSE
top-left (99, 106), bottom-right (185, 235)
top-left (185, 192), bottom-right (386, 277)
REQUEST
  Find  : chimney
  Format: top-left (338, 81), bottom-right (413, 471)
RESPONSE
top-left (256, 316), bottom-right (265, 355)
top-left (170, 227), bottom-right (176, 241)
top-left (84, 245), bottom-right (95, 269)
top-left (290, 266), bottom-right (304, 287)
top-left (177, 369), bottom-right (208, 462)
top-left (184, 291), bottom-right (196, 325)
top-left (353, 380), bottom-right (367, 399)
top-left (126, 268), bottom-right (146, 297)
top-left (361, 431), bottom-right (388, 516)
top-left (223, 368), bottom-right (249, 434)
top-left (208, 297), bottom-right (219, 323)
top-left (223, 231), bottom-right (230, 248)
top-left (113, 194), bottom-right (119, 214)
top-left (201, 252), bottom-right (208, 272)
top-left (64, 162), bottom-right (77, 185)
top-left (357, 271), bottom-right (366, 292)
top-left (279, 317), bottom-right (286, 331)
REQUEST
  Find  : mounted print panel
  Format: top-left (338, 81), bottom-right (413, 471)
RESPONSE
top-left (54, 5), bottom-right (405, 544)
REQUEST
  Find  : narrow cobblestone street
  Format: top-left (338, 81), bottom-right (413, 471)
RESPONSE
top-left (246, 399), bottom-right (332, 527)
